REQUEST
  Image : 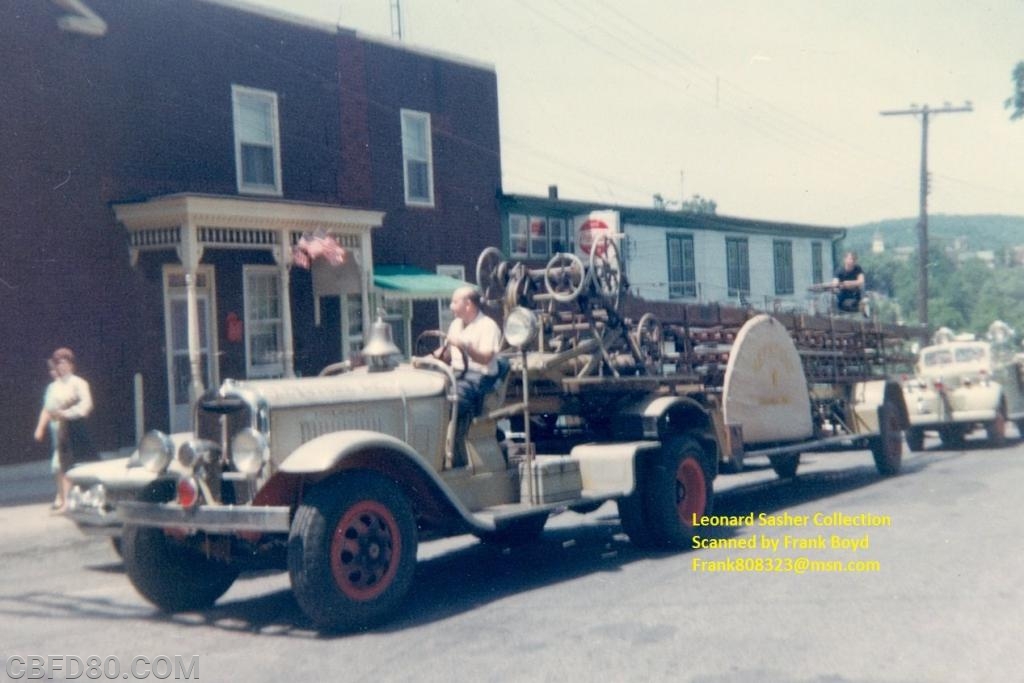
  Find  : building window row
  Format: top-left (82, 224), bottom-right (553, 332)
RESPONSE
top-left (665, 237), bottom-right (826, 300)
top-left (508, 214), bottom-right (569, 259)
top-left (231, 88), bottom-right (436, 209)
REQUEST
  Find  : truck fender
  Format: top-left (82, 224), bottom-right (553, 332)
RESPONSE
top-left (853, 380), bottom-right (908, 434)
top-left (614, 395), bottom-right (719, 481)
top-left (571, 441), bottom-right (662, 497)
top-left (276, 430), bottom-right (495, 534)
top-left (616, 395), bottom-right (713, 440)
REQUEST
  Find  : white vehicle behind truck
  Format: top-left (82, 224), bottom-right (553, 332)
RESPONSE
top-left (902, 323), bottom-right (1024, 450)
top-left (70, 242), bottom-right (921, 631)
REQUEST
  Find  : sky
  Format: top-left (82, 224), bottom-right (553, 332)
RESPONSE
top-left (246, 0), bottom-right (1023, 228)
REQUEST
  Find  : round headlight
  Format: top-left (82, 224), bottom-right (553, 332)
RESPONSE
top-left (177, 439), bottom-right (218, 470)
top-left (231, 428), bottom-right (268, 476)
top-left (504, 307), bottom-right (539, 348)
top-left (138, 430), bottom-right (174, 474)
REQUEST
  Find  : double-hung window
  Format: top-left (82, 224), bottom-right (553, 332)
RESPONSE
top-left (773, 239), bottom-right (794, 295)
top-left (726, 237), bottom-right (750, 299)
top-left (232, 85), bottom-right (282, 196)
top-left (243, 266), bottom-right (284, 377)
top-left (401, 109), bottom-right (434, 206)
top-left (667, 233), bottom-right (696, 298)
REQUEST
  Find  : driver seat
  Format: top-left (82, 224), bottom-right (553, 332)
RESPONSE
top-left (478, 355), bottom-right (512, 420)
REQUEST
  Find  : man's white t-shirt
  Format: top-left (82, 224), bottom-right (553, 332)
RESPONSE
top-left (447, 311), bottom-right (502, 376)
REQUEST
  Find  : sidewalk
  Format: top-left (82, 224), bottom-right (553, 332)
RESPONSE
top-left (0, 459), bottom-right (55, 506)
top-left (0, 448), bottom-right (135, 507)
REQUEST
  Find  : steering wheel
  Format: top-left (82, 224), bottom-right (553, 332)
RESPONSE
top-left (475, 247), bottom-right (507, 306)
top-left (633, 313), bottom-right (662, 367)
top-left (415, 330), bottom-right (469, 379)
top-left (544, 252), bottom-right (588, 302)
top-left (589, 235), bottom-right (622, 310)
top-left (415, 330), bottom-right (450, 360)
top-left (504, 263), bottom-right (538, 312)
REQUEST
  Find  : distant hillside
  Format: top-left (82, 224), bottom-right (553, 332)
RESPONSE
top-left (844, 214), bottom-right (1024, 253)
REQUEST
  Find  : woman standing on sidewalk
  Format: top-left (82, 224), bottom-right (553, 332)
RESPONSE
top-left (33, 348), bottom-right (96, 511)
top-left (33, 359), bottom-right (64, 509)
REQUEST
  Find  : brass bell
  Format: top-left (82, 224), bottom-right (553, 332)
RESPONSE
top-left (362, 313), bottom-right (401, 370)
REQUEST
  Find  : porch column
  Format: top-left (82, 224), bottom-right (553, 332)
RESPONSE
top-left (275, 234), bottom-right (296, 378)
top-left (178, 220), bottom-right (205, 403)
top-left (360, 229), bottom-right (374, 333)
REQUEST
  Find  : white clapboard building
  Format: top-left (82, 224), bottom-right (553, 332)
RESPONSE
top-left (499, 191), bottom-right (847, 313)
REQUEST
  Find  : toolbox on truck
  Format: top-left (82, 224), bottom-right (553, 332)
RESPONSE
top-left (519, 455), bottom-right (583, 504)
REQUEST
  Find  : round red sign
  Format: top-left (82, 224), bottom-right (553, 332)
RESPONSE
top-left (577, 218), bottom-right (608, 255)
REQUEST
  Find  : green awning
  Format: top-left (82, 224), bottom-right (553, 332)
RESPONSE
top-left (373, 265), bottom-right (470, 300)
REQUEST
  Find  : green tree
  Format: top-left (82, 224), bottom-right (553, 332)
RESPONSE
top-left (681, 194), bottom-right (717, 215)
top-left (1007, 61), bottom-right (1024, 121)
top-left (861, 247), bottom-right (1024, 336)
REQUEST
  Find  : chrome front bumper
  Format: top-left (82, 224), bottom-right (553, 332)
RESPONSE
top-left (66, 484), bottom-right (128, 536)
top-left (118, 501), bottom-right (291, 533)
top-left (65, 507), bottom-right (122, 536)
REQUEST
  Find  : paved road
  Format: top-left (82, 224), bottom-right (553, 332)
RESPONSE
top-left (1, 433), bottom-right (1021, 682)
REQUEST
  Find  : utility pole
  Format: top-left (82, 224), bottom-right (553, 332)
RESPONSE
top-left (880, 102), bottom-right (972, 326)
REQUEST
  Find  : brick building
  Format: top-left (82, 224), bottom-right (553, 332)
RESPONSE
top-left (0, 0), bottom-right (502, 463)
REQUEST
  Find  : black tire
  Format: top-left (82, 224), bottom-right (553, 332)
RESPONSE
top-left (111, 536), bottom-right (124, 558)
top-left (905, 427), bottom-right (925, 452)
top-left (871, 400), bottom-right (903, 476)
top-left (1016, 419), bottom-right (1024, 438)
top-left (122, 525), bottom-right (239, 613)
top-left (769, 453), bottom-right (800, 479)
top-left (619, 435), bottom-right (713, 549)
top-left (288, 472), bottom-right (418, 632)
top-left (986, 406), bottom-right (1007, 446)
top-left (938, 425), bottom-right (966, 449)
top-left (617, 490), bottom-right (657, 548)
top-left (476, 513), bottom-right (549, 546)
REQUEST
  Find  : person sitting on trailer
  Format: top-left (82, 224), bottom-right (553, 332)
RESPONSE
top-left (832, 251), bottom-right (866, 315)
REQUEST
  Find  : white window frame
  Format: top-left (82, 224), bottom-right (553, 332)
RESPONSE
top-left (342, 292), bottom-right (364, 361)
top-left (243, 265), bottom-right (285, 378)
top-left (549, 218), bottom-right (568, 254)
top-left (773, 239), bottom-right (795, 295)
top-left (667, 233), bottom-right (697, 299)
top-left (726, 237), bottom-right (750, 298)
top-left (401, 109), bottom-right (435, 207)
top-left (232, 85), bottom-right (283, 196)
top-left (528, 216), bottom-right (548, 258)
top-left (381, 298), bottom-right (411, 358)
top-left (509, 214), bottom-right (529, 258)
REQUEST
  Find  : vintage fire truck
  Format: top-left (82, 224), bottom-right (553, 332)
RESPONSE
top-left (70, 240), bottom-right (920, 631)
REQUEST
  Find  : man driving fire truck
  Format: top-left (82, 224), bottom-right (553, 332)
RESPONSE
top-left (446, 285), bottom-right (503, 466)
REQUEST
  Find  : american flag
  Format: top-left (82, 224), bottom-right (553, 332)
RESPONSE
top-left (292, 230), bottom-right (346, 269)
